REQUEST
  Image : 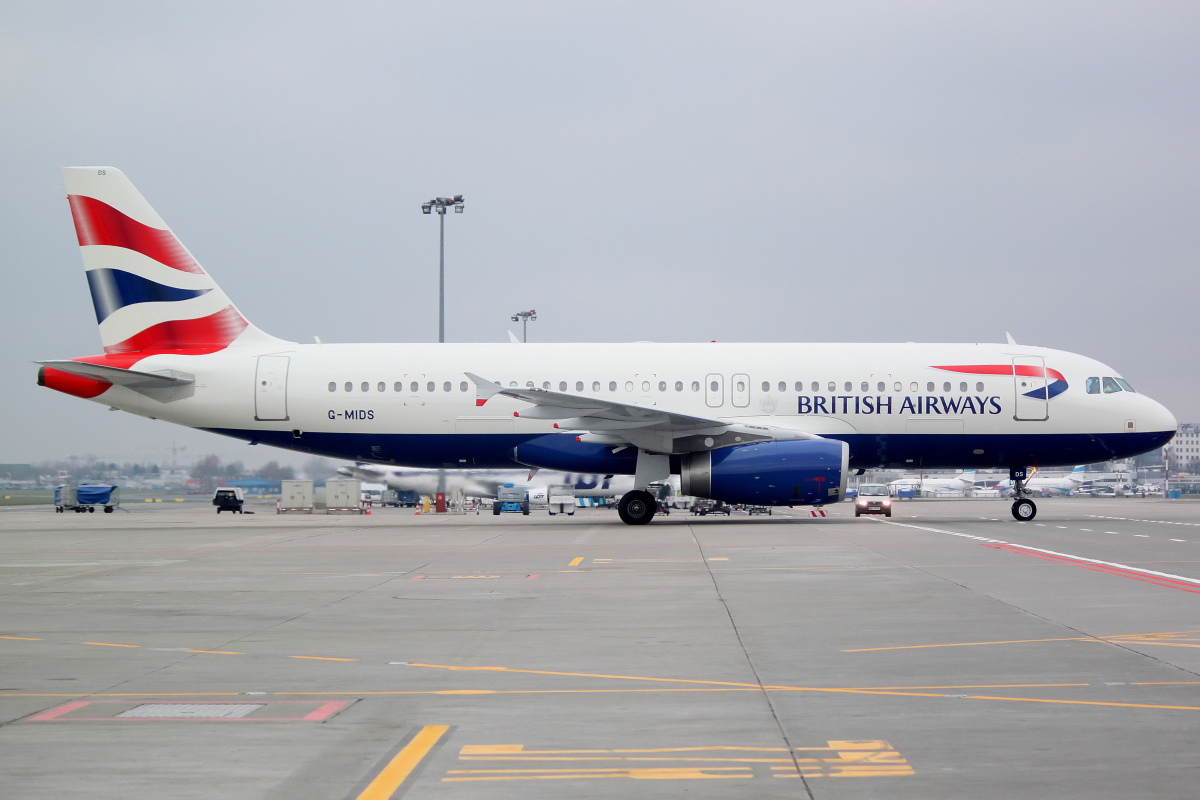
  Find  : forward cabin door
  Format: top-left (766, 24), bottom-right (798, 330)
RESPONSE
top-left (1012, 356), bottom-right (1048, 421)
top-left (255, 356), bottom-right (290, 421)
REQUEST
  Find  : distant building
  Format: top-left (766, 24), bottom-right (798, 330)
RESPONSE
top-left (1166, 423), bottom-right (1200, 473)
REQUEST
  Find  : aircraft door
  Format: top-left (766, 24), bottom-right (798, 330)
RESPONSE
top-left (1012, 356), bottom-right (1048, 421)
top-left (255, 355), bottom-right (290, 421)
top-left (731, 373), bottom-right (750, 408)
top-left (704, 373), bottom-right (724, 408)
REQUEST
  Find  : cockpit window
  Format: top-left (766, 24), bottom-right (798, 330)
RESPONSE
top-left (1114, 378), bottom-right (1135, 393)
top-left (1102, 377), bottom-right (1122, 393)
top-left (1086, 377), bottom-right (1100, 394)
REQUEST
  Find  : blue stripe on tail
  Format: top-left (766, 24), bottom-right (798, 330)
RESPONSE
top-left (86, 268), bottom-right (211, 323)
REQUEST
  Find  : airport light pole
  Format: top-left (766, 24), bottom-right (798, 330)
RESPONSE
top-left (421, 194), bottom-right (464, 510)
top-left (421, 195), bottom-right (465, 344)
top-left (510, 309), bottom-right (537, 343)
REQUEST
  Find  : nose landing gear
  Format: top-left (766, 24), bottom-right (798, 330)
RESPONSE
top-left (1009, 467), bottom-right (1037, 521)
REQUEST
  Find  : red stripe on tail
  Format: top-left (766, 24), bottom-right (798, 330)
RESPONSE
top-left (68, 195), bottom-right (204, 274)
top-left (103, 306), bottom-right (248, 355)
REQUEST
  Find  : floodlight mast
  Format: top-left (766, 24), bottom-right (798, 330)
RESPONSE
top-left (510, 309), bottom-right (537, 343)
top-left (421, 194), bottom-right (464, 509)
top-left (421, 195), bottom-right (465, 344)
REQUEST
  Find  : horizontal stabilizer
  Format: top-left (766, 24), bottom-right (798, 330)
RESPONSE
top-left (37, 360), bottom-right (194, 388)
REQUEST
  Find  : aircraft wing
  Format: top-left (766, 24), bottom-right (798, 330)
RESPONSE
top-left (465, 372), bottom-right (816, 455)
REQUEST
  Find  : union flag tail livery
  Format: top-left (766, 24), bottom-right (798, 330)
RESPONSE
top-left (63, 167), bottom-right (277, 355)
top-left (38, 167), bottom-right (1178, 524)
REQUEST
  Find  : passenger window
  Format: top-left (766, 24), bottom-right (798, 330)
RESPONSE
top-left (345, 382), bottom-right (353, 392)
top-left (593, 381), bottom-right (601, 392)
top-left (910, 382), bottom-right (917, 391)
top-left (675, 381), bottom-right (683, 392)
top-left (328, 382), bottom-right (336, 392)
top-left (411, 381), bottom-right (419, 392)
top-left (379, 382), bottom-right (386, 392)
top-left (976, 382), bottom-right (984, 392)
top-left (428, 382), bottom-right (436, 392)
top-left (844, 382), bottom-right (851, 392)
top-left (959, 382), bottom-right (967, 392)
top-left (658, 381), bottom-right (666, 392)
top-left (691, 381), bottom-right (700, 392)
top-left (762, 381), bottom-right (770, 392)
top-left (559, 381), bottom-right (567, 391)
top-left (361, 382), bottom-right (370, 392)
top-left (609, 381), bottom-right (617, 392)
top-left (894, 382), bottom-right (901, 391)
top-left (625, 381), bottom-right (634, 392)
top-left (576, 381), bottom-right (584, 391)
top-left (460, 381), bottom-right (468, 392)
top-left (395, 382), bottom-right (404, 392)
top-left (943, 382), bottom-right (950, 392)
top-left (827, 381), bottom-right (836, 392)
top-left (710, 380), bottom-right (719, 392)
top-left (812, 382), bottom-right (819, 392)
top-left (864, 382), bottom-right (870, 392)
top-left (1103, 377), bottom-right (1122, 393)
top-left (795, 381), bottom-right (803, 392)
top-left (1115, 378), bottom-right (1135, 393)
top-left (509, 381), bottom-right (517, 387)
top-left (542, 381), bottom-right (550, 390)
top-left (779, 381), bottom-right (786, 392)
top-left (526, 381), bottom-right (534, 388)
top-left (877, 382), bottom-right (885, 392)
top-left (444, 381), bottom-right (452, 392)
top-left (927, 382), bottom-right (934, 392)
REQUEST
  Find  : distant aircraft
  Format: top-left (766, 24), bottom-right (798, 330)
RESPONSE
top-left (995, 465), bottom-right (1087, 497)
top-left (37, 167), bottom-right (1177, 524)
top-left (888, 470), bottom-right (977, 495)
top-left (336, 462), bottom-right (635, 502)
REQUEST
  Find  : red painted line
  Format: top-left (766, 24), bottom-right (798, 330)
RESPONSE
top-left (988, 544), bottom-right (1200, 595)
top-left (28, 701), bottom-right (91, 721)
top-left (302, 700), bottom-right (350, 721)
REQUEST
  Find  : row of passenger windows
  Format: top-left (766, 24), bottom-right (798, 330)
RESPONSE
top-left (327, 378), bottom-right (988, 394)
top-left (1085, 376), bottom-right (1135, 394)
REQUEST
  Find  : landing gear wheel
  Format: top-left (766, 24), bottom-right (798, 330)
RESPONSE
top-left (1012, 498), bottom-right (1037, 521)
top-left (618, 490), bottom-right (657, 525)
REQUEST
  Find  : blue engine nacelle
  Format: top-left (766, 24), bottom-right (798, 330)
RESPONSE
top-left (680, 439), bottom-right (849, 506)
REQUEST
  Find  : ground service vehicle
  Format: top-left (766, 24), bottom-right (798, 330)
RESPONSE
top-left (213, 487), bottom-right (245, 513)
top-left (547, 484), bottom-right (576, 515)
top-left (494, 483), bottom-right (530, 515)
top-left (854, 484), bottom-right (892, 517)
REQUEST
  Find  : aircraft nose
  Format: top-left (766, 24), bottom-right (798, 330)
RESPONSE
top-left (1141, 395), bottom-right (1178, 436)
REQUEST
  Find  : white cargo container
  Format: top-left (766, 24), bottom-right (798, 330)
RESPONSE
top-left (278, 480), bottom-right (314, 513)
top-left (324, 479), bottom-right (363, 514)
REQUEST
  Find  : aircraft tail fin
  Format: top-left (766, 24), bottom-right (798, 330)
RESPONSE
top-left (62, 167), bottom-right (284, 356)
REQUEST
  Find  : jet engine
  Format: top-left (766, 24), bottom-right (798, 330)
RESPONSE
top-left (680, 439), bottom-right (848, 506)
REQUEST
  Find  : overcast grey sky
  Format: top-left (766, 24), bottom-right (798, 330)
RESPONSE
top-left (2, 2), bottom-right (1196, 468)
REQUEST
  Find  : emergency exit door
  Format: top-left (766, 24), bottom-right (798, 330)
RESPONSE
top-left (255, 356), bottom-right (290, 421)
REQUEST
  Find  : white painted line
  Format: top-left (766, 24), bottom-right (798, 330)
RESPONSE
top-left (1170, 539), bottom-right (1186, 543)
top-left (1135, 535), bottom-right (1149, 538)
top-left (875, 519), bottom-right (1200, 588)
top-left (1080, 529), bottom-right (1092, 532)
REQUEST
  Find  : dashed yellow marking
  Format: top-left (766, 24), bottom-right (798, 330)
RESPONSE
top-left (0, 636), bottom-right (42, 641)
top-left (186, 650), bottom-right (243, 655)
top-left (568, 557), bottom-right (584, 567)
top-left (83, 642), bottom-right (139, 648)
top-left (290, 655), bottom-right (357, 662)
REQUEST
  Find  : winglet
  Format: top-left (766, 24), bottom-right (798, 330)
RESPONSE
top-left (465, 372), bottom-right (503, 407)
top-left (507, 331), bottom-right (520, 344)
top-left (1005, 332), bottom-right (1018, 345)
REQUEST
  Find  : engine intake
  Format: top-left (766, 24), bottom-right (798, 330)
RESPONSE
top-left (680, 439), bottom-right (848, 506)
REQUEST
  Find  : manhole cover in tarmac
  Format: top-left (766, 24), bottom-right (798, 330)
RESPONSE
top-left (116, 703), bottom-right (264, 719)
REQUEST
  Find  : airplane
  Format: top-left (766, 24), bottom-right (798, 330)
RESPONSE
top-left (888, 470), bottom-right (977, 495)
top-left (37, 167), bottom-right (1178, 524)
top-left (994, 465), bottom-right (1087, 497)
top-left (335, 462), bottom-right (636, 502)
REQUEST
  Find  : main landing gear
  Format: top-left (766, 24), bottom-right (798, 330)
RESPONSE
top-left (1009, 467), bottom-right (1037, 521)
top-left (618, 490), bottom-right (656, 525)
